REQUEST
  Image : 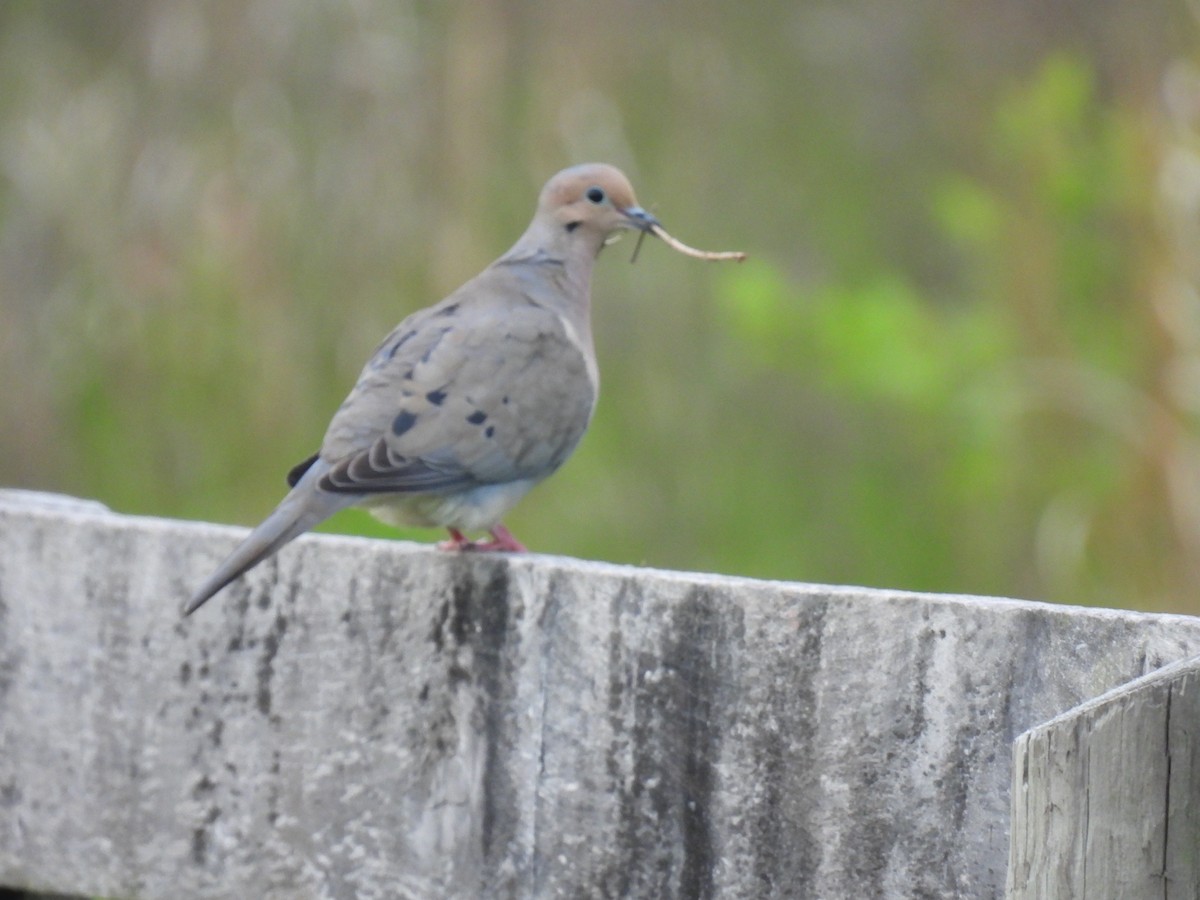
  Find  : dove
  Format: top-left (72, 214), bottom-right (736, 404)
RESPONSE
top-left (184, 163), bottom-right (660, 614)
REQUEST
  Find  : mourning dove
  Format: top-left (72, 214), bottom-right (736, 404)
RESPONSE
top-left (184, 163), bottom-right (661, 614)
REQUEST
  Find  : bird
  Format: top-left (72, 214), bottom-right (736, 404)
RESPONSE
top-left (185, 163), bottom-right (660, 615)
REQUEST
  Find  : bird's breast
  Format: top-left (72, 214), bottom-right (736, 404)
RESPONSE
top-left (361, 478), bottom-right (540, 532)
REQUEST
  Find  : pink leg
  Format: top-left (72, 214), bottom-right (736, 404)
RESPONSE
top-left (475, 523), bottom-right (528, 552)
top-left (438, 528), bottom-right (473, 551)
top-left (438, 523), bottom-right (527, 553)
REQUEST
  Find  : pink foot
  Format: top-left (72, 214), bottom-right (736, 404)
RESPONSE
top-left (438, 528), bottom-right (473, 551)
top-left (437, 524), bottom-right (527, 553)
top-left (473, 523), bottom-right (528, 553)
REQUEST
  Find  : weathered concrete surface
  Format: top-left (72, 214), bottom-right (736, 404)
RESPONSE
top-left (1007, 654), bottom-right (1200, 900)
top-left (2, 489), bottom-right (1200, 899)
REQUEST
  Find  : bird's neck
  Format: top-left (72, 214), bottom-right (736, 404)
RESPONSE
top-left (496, 221), bottom-right (602, 328)
top-left (504, 217), bottom-right (606, 273)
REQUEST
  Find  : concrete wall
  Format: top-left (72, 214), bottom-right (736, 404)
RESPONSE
top-left (2, 489), bottom-right (1199, 899)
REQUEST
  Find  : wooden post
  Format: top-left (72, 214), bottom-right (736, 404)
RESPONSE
top-left (1007, 655), bottom-right (1200, 900)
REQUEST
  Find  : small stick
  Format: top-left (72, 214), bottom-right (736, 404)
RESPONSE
top-left (650, 223), bottom-right (747, 262)
top-left (630, 228), bottom-right (648, 264)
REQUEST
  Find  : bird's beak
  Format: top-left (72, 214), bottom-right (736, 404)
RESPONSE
top-left (618, 206), bottom-right (660, 263)
top-left (621, 206), bottom-right (660, 232)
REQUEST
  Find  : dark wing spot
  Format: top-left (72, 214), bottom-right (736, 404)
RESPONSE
top-left (392, 410), bottom-right (419, 437)
top-left (426, 389), bottom-right (447, 406)
top-left (502, 395), bottom-right (510, 405)
top-left (466, 410), bottom-right (487, 425)
top-left (286, 452), bottom-right (320, 488)
top-left (437, 303), bottom-right (460, 317)
top-left (485, 426), bottom-right (495, 439)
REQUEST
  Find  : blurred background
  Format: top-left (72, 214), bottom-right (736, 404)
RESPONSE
top-left (3, 1), bottom-right (1200, 613)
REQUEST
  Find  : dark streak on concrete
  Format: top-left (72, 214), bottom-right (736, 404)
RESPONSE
top-left (475, 565), bottom-right (515, 868)
top-left (749, 599), bottom-right (825, 895)
top-left (600, 583), bottom-right (730, 899)
top-left (256, 608), bottom-right (288, 717)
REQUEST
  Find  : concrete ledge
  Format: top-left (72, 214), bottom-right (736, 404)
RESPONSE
top-left (2, 489), bottom-right (1200, 898)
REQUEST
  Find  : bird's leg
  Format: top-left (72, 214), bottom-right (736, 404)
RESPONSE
top-left (437, 524), bottom-right (527, 552)
top-left (438, 528), bottom-right (473, 551)
top-left (477, 523), bottom-right (528, 552)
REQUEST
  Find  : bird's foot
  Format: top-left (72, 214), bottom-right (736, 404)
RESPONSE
top-left (474, 523), bottom-right (528, 552)
top-left (438, 528), bottom-right (473, 551)
top-left (438, 525), bottom-right (527, 553)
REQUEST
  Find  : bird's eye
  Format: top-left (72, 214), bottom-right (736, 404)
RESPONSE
top-left (586, 187), bottom-right (606, 204)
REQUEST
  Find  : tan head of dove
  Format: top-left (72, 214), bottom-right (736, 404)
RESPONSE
top-left (538, 163), bottom-right (659, 255)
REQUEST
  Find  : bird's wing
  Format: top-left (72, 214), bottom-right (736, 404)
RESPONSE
top-left (317, 282), bottom-right (596, 495)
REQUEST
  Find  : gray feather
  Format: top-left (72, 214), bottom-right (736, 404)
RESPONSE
top-left (183, 461), bottom-right (352, 615)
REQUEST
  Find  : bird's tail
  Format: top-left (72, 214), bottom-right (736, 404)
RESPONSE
top-left (184, 469), bottom-right (351, 616)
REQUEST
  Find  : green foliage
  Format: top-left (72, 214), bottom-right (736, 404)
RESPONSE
top-left (713, 51), bottom-right (1193, 607)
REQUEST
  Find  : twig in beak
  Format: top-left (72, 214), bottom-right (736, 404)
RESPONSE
top-left (650, 224), bottom-right (747, 262)
top-left (630, 229), bottom-right (648, 263)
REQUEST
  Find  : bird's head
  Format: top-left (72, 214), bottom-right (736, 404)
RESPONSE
top-left (540, 163), bottom-right (659, 252)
